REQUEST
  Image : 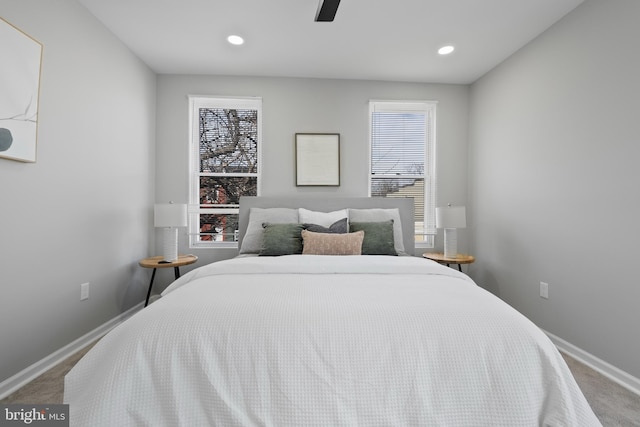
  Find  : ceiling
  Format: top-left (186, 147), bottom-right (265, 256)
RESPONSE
top-left (77, 0), bottom-right (584, 84)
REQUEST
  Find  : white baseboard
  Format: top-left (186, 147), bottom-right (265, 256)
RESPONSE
top-left (545, 330), bottom-right (640, 396)
top-left (0, 302), bottom-right (143, 400)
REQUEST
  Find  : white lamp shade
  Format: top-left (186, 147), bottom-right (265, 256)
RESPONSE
top-left (436, 206), bottom-right (466, 229)
top-left (154, 203), bottom-right (188, 228)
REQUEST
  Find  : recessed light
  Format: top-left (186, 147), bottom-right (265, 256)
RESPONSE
top-left (227, 35), bottom-right (244, 45)
top-left (438, 45), bottom-right (455, 55)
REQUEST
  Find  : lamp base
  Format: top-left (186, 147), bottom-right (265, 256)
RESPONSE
top-left (162, 227), bottom-right (178, 262)
top-left (443, 228), bottom-right (458, 259)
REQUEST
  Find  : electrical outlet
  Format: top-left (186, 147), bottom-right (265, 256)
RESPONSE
top-left (80, 282), bottom-right (90, 301)
top-left (540, 282), bottom-right (549, 299)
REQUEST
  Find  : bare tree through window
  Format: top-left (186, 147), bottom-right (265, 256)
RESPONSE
top-left (190, 98), bottom-right (261, 245)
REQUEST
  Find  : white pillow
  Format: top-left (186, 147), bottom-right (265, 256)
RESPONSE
top-left (348, 208), bottom-right (405, 254)
top-left (240, 208), bottom-right (299, 254)
top-left (298, 208), bottom-right (348, 228)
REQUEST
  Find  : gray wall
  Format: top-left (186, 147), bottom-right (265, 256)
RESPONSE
top-left (155, 75), bottom-right (470, 275)
top-left (468, 0), bottom-right (640, 378)
top-left (11, 0), bottom-right (636, 391)
top-left (0, 1), bottom-right (156, 382)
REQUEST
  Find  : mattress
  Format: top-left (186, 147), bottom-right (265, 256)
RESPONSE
top-left (64, 255), bottom-right (600, 426)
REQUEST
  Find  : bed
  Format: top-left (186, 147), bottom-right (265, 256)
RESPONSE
top-left (64, 197), bottom-right (600, 426)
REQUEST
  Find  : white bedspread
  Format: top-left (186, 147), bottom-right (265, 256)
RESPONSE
top-left (64, 255), bottom-right (600, 426)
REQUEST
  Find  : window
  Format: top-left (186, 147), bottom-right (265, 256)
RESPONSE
top-left (188, 96), bottom-right (262, 247)
top-left (369, 100), bottom-right (437, 247)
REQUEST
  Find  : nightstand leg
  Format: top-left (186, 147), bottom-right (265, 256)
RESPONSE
top-left (174, 267), bottom-right (180, 280)
top-left (458, 264), bottom-right (462, 272)
top-left (145, 268), bottom-right (157, 307)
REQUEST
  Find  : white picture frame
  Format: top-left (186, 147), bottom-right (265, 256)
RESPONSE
top-left (295, 133), bottom-right (340, 186)
top-left (0, 17), bottom-right (43, 163)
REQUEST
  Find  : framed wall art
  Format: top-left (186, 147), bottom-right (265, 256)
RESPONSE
top-left (0, 17), bottom-right (43, 163)
top-left (295, 133), bottom-right (340, 186)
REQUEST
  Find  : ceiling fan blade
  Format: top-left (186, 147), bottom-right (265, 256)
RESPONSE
top-left (315, 0), bottom-right (341, 22)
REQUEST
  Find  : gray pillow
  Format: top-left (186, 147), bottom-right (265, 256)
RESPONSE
top-left (303, 218), bottom-right (348, 234)
top-left (349, 220), bottom-right (397, 256)
top-left (240, 208), bottom-right (299, 254)
top-left (259, 223), bottom-right (305, 256)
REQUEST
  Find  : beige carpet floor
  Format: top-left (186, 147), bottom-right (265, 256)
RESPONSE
top-left (561, 353), bottom-right (640, 426)
top-left (1, 341), bottom-right (96, 406)
top-left (2, 343), bottom-right (639, 426)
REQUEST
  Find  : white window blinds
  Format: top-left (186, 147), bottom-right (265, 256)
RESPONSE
top-left (369, 101), bottom-right (437, 246)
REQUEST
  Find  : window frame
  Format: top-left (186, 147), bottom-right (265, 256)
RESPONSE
top-left (188, 95), bottom-right (262, 248)
top-left (368, 100), bottom-right (437, 248)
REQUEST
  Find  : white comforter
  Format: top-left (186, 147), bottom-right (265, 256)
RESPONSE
top-left (64, 255), bottom-right (600, 426)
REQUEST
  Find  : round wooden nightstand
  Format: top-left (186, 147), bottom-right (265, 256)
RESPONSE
top-left (139, 254), bottom-right (198, 306)
top-left (422, 253), bottom-right (475, 272)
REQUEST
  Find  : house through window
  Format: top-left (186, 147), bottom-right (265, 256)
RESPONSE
top-left (188, 96), bottom-right (262, 247)
top-left (369, 100), bottom-right (437, 247)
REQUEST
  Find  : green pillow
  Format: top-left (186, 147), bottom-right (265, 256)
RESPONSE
top-left (259, 223), bottom-right (304, 256)
top-left (349, 220), bottom-right (397, 255)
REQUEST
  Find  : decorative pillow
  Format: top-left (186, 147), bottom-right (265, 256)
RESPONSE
top-left (303, 218), bottom-right (348, 234)
top-left (301, 229), bottom-right (364, 255)
top-left (259, 223), bottom-right (304, 256)
top-left (240, 208), bottom-right (299, 254)
top-left (349, 220), bottom-right (397, 256)
top-left (298, 208), bottom-right (349, 228)
top-left (348, 208), bottom-right (405, 254)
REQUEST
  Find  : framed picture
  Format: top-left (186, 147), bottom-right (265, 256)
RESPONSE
top-left (0, 17), bottom-right (43, 163)
top-left (295, 133), bottom-right (340, 186)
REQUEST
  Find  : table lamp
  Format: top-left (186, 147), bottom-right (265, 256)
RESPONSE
top-left (436, 205), bottom-right (466, 258)
top-left (154, 202), bottom-right (188, 262)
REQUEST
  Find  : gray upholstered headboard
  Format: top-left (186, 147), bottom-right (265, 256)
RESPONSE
top-left (238, 196), bottom-right (415, 256)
